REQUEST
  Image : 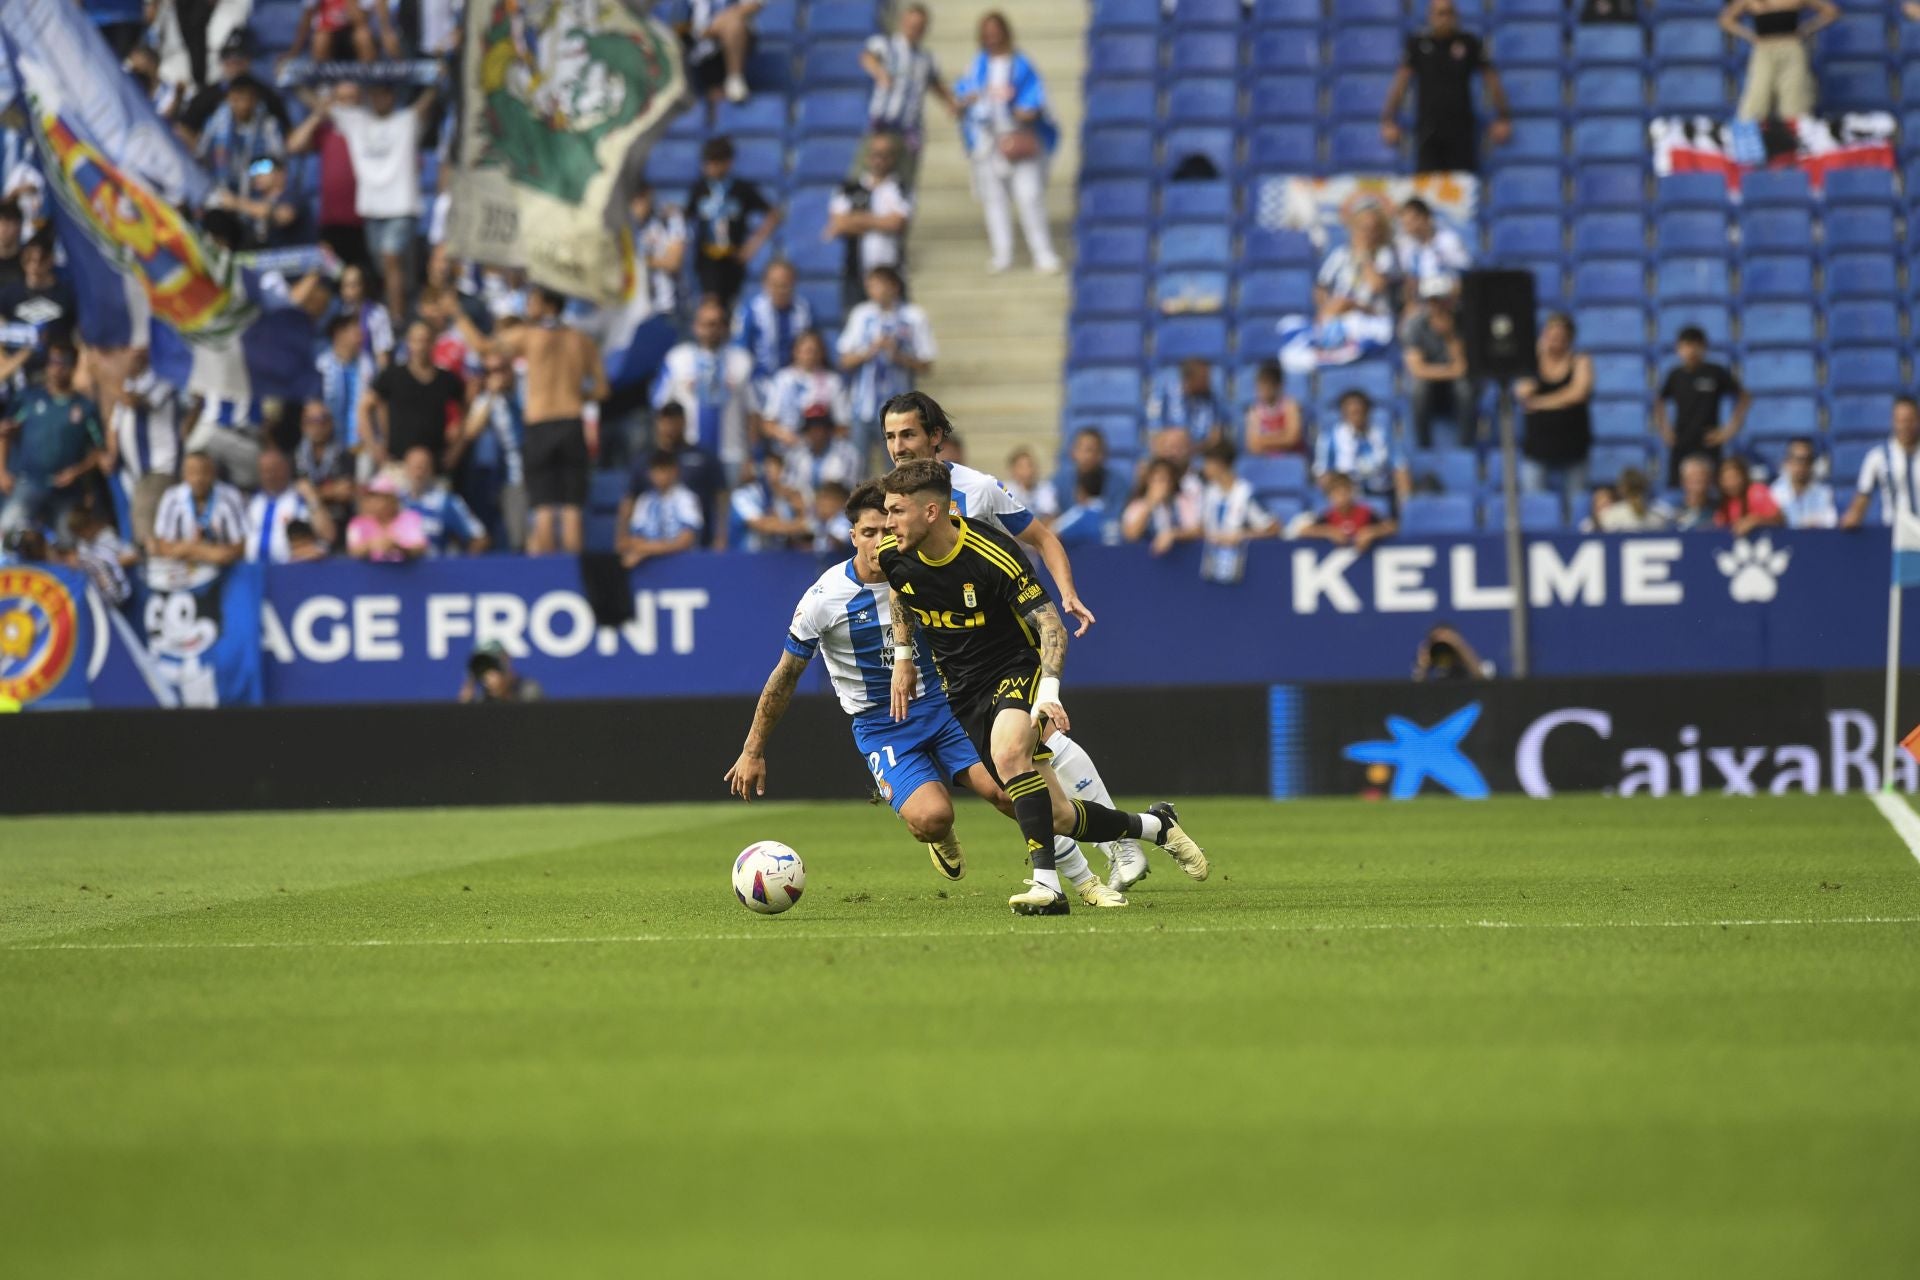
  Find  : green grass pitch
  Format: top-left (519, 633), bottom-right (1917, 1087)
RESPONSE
top-left (5, 794), bottom-right (1920, 1278)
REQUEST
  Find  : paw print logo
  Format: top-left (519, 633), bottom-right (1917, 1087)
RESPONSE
top-left (1716, 536), bottom-right (1792, 603)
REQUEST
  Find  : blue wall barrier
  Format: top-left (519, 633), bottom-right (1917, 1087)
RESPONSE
top-left (246, 528), bottom-right (1914, 705)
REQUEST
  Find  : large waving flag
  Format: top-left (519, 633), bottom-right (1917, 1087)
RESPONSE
top-left (0, 0), bottom-right (315, 406)
top-left (447, 0), bottom-right (688, 304)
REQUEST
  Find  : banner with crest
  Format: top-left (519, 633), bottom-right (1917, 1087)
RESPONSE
top-left (448, 0), bottom-right (688, 304)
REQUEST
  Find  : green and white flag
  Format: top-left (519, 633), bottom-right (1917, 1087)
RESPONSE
top-left (448, 0), bottom-right (687, 304)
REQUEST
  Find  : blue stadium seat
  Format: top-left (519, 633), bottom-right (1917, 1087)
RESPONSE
top-left (1492, 23), bottom-right (1563, 67)
top-left (1573, 260), bottom-right (1647, 305)
top-left (1162, 181), bottom-right (1233, 222)
top-left (1575, 165), bottom-right (1645, 209)
top-left (1068, 367), bottom-right (1146, 414)
top-left (1243, 226), bottom-right (1317, 268)
top-left (1078, 178), bottom-right (1154, 225)
top-left (1823, 62), bottom-right (1891, 114)
top-left (1589, 443), bottom-right (1654, 485)
top-left (1827, 301), bottom-right (1901, 347)
top-left (1238, 267), bottom-right (1315, 313)
top-left (1413, 449), bottom-right (1479, 494)
top-left (1655, 210), bottom-right (1731, 256)
top-left (807, 3), bottom-right (876, 36)
top-left (1830, 349), bottom-right (1904, 395)
top-left (1484, 493), bottom-right (1565, 532)
top-left (1091, 32), bottom-right (1160, 78)
top-left (1071, 321), bottom-right (1147, 368)
top-left (1494, 0), bottom-right (1566, 15)
top-left (1090, 0), bottom-right (1161, 29)
top-left (1083, 127), bottom-right (1157, 177)
top-left (1168, 80), bottom-right (1238, 125)
top-left (1657, 302), bottom-right (1732, 347)
top-left (1741, 302), bottom-right (1817, 347)
top-left (1744, 396), bottom-right (1821, 440)
top-left (645, 140), bottom-right (701, 189)
top-left (1159, 224), bottom-right (1233, 269)
top-left (1075, 272), bottom-right (1150, 318)
top-left (1507, 118), bottom-right (1567, 163)
top-left (1591, 400), bottom-right (1649, 442)
top-left (1572, 213), bottom-right (1648, 260)
top-left (1315, 361), bottom-right (1395, 410)
top-left (1504, 69), bottom-right (1567, 114)
top-left (1742, 255), bottom-right (1816, 301)
top-left (1250, 74), bottom-right (1320, 120)
top-left (1573, 24), bottom-right (1646, 64)
top-left (1832, 394), bottom-right (1896, 439)
top-left (1173, 0), bottom-right (1245, 26)
top-left (1743, 351), bottom-right (1818, 395)
top-left (1240, 455), bottom-right (1310, 496)
top-left (1573, 69), bottom-right (1644, 113)
top-left (1399, 495), bottom-right (1478, 535)
top-left (1331, 0), bottom-right (1403, 20)
top-left (1490, 166), bottom-right (1564, 214)
top-left (795, 280), bottom-right (843, 332)
top-left (1330, 28), bottom-right (1402, 71)
top-left (1077, 415), bottom-right (1144, 460)
top-left (1490, 214), bottom-right (1563, 260)
top-left (1264, 497), bottom-right (1307, 528)
top-left (1518, 259), bottom-right (1567, 308)
top-left (1827, 253), bottom-right (1900, 300)
top-left (729, 138), bottom-right (784, 186)
top-left (1653, 66), bottom-right (1729, 116)
top-left (1232, 319), bottom-right (1283, 363)
top-left (1576, 306), bottom-right (1651, 352)
top-left (1833, 441), bottom-right (1875, 487)
top-left (1155, 316), bottom-right (1230, 363)
top-left (1251, 0), bottom-right (1321, 23)
top-left (1157, 270), bottom-right (1230, 314)
top-left (1656, 173), bottom-right (1730, 210)
top-left (796, 91), bottom-right (869, 136)
top-left (1827, 207), bottom-right (1897, 254)
top-left (1652, 20), bottom-right (1724, 63)
top-left (1331, 74), bottom-right (1396, 121)
top-left (1742, 207), bottom-right (1815, 253)
top-left (1651, 259), bottom-right (1728, 305)
top-left (1081, 225), bottom-right (1153, 271)
top-left (1742, 169), bottom-right (1813, 208)
top-left (800, 38), bottom-right (867, 88)
top-left (1249, 28), bottom-right (1324, 74)
top-left (1163, 127), bottom-right (1235, 175)
top-left (1171, 32), bottom-right (1240, 76)
top-left (792, 136), bottom-right (857, 183)
top-left (747, 44), bottom-right (795, 93)
top-left (713, 96), bottom-right (787, 138)
top-left (1591, 354), bottom-right (1650, 398)
top-left (1820, 15), bottom-right (1892, 59)
top-left (1247, 125), bottom-right (1318, 172)
top-left (1573, 117), bottom-right (1644, 163)
top-left (1330, 122), bottom-right (1400, 171)
top-left (251, 1), bottom-right (302, 50)
top-left (1086, 79), bottom-right (1159, 127)
top-left (1826, 169), bottom-right (1899, 206)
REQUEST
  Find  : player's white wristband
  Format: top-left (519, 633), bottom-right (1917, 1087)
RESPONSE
top-left (1035, 676), bottom-right (1061, 708)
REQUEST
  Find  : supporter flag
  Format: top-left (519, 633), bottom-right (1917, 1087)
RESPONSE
top-left (0, 0), bottom-right (317, 407)
top-left (1883, 511), bottom-right (1920, 783)
top-left (1650, 114), bottom-right (1897, 194)
top-left (139, 561), bottom-right (265, 708)
top-left (448, 0), bottom-right (688, 304)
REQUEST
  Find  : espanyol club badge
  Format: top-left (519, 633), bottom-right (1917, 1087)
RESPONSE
top-left (963, 583), bottom-right (977, 609)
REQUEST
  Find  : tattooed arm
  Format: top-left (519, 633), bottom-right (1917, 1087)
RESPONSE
top-left (889, 586), bottom-right (917, 722)
top-left (724, 652), bottom-right (809, 800)
top-left (1029, 602), bottom-right (1071, 734)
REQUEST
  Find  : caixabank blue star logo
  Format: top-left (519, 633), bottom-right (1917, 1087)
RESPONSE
top-left (1343, 703), bottom-right (1490, 800)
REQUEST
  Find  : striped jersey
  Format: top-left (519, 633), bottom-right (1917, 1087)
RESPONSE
top-left (732, 290), bottom-right (813, 383)
top-left (245, 486), bottom-right (314, 564)
top-left (1857, 439), bottom-right (1920, 526)
top-left (154, 480), bottom-right (249, 546)
top-left (110, 371), bottom-right (182, 480)
top-left (864, 32), bottom-right (939, 132)
top-left (837, 300), bottom-right (936, 424)
top-left (785, 558), bottom-right (940, 718)
top-left (945, 461), bottom-right (1035, 538)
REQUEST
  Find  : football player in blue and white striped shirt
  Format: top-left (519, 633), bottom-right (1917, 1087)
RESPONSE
top-left (724, 481), bottom-right (1124, 906)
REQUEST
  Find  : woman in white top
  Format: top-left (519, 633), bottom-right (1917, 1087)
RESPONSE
top-left (763, 330), bottom-right (851, 448)
top-left (952, 12), bottom-right (1062, 275)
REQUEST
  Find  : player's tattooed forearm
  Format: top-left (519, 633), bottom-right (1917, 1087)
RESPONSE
top-left (1033, 604), bottom-right (1067, 679)
top-left (889, 588), bottom-right (915, 647)
top-left (747, 653), bottom-right (807, 751)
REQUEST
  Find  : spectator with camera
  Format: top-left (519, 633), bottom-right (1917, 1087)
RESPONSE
top-left (460, 641), bottom-right (544, 704)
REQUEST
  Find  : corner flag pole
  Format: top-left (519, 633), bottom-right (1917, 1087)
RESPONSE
top-left (1885, 562), bottom-right (1902, 790)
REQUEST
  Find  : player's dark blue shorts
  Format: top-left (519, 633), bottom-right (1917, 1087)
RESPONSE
top-left (850, 695), bottom-right (981, 813)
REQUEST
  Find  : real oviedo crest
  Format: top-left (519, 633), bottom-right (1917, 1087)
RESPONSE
top-left (0, 566), bottom-right (80, 706)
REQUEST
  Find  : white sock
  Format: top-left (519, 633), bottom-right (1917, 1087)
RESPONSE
top-left (1054, 836), bottom-right (1094, 887)
top-left (1032, 867), bottom-right (1063, 893)
top-left (1137, 813), bottom-right (1164, 844)
top-left (1047, 733), bottom-right (1144, 868)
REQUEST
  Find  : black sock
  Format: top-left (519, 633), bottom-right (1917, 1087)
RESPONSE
top-left (1005, 771), bottom-right (1057, 871)
top-left (1070, 799), bottom-right (1138, 844)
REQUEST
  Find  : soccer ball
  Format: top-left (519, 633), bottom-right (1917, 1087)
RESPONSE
top-left (732, 841), bottom-right (806, 915)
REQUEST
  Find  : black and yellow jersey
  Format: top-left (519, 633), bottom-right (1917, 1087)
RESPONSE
top-left (878, 516), bottom-right (1052, 706)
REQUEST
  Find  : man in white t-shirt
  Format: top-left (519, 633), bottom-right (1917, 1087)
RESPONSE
top-left (827, 132), bottom-right (913, 312)
top-left (319, 78), bottom-right (436, 323)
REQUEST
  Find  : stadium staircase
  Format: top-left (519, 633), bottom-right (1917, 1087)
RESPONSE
top-left (906, 0), bottom-right (1084, 473)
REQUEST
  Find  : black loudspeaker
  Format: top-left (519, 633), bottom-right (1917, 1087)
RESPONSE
top-left (1461, 270), bottom-right (1539, 382)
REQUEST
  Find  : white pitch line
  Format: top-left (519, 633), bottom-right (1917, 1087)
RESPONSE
top-left (4, 916), bottom-right (1920, 953)
top-left (1872, 790), bottom-right (1920, 869)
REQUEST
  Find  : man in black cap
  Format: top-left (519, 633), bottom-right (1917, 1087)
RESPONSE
top-left (180, 28), bottom-right (292, 142)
